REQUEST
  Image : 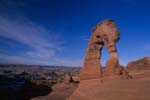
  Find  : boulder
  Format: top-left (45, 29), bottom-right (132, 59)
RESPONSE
top-left (64, 72), bottom-right (74, 84)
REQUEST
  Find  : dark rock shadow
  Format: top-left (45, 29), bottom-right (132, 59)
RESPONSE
top-left (19, 81), bottom-right (52, 100)
top-left (0, 76), bottom-right (52, 100)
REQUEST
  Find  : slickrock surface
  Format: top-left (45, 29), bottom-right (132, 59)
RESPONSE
top-left (67, 79), bottom-right (150, 100)
top-left (31, 83), bottom-right (78, 100)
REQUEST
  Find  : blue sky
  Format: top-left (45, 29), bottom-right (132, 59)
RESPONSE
top-left (0, 0), bottom-right (149, 66)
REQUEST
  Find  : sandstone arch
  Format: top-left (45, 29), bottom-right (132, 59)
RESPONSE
top-left (80, 19), bottom-right (122, 81)
top-left (67, 19), bottom-right (132, 100)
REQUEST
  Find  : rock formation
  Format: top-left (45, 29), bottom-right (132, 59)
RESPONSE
top-left (80, 19), bottom-right (123, 81)
top-left (125, 57), bottom-right (150, 79)
top-left (126, 57), bottom-right (150, 72)
top-left (64, 72), bottom-right (74, 84)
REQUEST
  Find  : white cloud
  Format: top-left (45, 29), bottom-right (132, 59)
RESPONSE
top-left (0, 15), bottom-right (63, 60)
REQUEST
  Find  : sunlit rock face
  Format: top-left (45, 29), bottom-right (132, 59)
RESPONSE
top-left (80, 19), bottom-right (122, 81)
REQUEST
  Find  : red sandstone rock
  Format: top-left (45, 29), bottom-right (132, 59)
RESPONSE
top-left (67, 79), bottom-right (150, 100)
top-left (126, 57), bottom-right (150, 72)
